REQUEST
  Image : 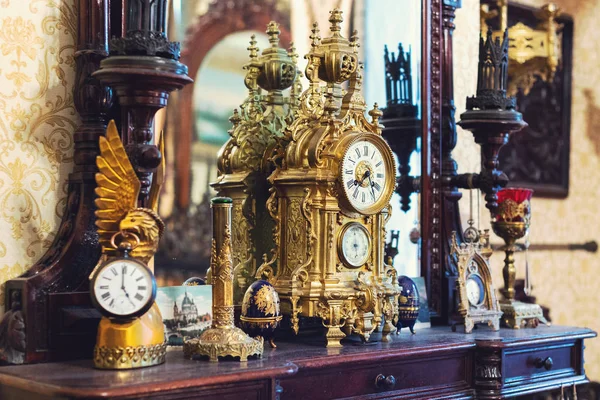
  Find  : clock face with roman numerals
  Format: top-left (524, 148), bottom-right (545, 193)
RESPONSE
top-left (91, 257), bottom-right (156, 319)
top-left (340, 137), bottom-right (392, 214)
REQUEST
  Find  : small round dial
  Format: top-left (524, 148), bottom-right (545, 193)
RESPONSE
top-left (466, 274), bottom-right (485, 306)
top-left (339, 223), bottom-right (371, 268)
top-left (91, 258), bottom-right (156, 319)
top-left (340, 137), bottom-right (393, 214)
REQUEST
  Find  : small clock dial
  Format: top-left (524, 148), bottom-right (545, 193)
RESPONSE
top-left (92, 259), bottom-right (155, 318)
top-left (339, 223), bottom-right (371, 268)
top-left (341, 139), bottom-right (390, 213)
top-left (466, 274), bottom-right (485, 306)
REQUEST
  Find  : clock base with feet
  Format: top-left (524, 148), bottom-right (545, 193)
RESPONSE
top-left (500, 300), bottom-right (550, 329)
top-left (183, 327), bottom-right (263, 362)
top-left (93, 303), bottom-right (167, 369)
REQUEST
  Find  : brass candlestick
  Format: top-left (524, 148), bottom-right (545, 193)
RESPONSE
top-left (183, 197), bottom-right (263, 361)
top-left (492, 188), bottom-right (548, 328)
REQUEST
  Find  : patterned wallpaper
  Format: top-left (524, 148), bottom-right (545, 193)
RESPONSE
top-left (0, 0), bottom-right (78, 311)
top-left (455, 0), bottom-right (600, 380)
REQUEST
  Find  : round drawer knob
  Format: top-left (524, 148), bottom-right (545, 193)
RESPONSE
top-left (375, 374), bottom-right (396, 390)
top-left (535, 357), bottom-right (553, 370)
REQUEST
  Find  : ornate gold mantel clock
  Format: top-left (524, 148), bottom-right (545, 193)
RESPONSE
top-left (90, 121), bottom-right (167, 369)
top-left (259, 10), bottom-right (399, 347)
top-left (212, 22), bottom-right (301, 304)
top-left (451, 231), bottom-right (502, 334)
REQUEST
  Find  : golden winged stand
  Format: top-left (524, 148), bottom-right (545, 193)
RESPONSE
top-left (91, 121), bottom-right (167, 369)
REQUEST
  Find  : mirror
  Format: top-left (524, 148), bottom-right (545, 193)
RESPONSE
top-left (156, 0), bottom-right (424, 286)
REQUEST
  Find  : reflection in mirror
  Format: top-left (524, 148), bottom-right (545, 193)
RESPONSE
top-left (359, 0), bottom-right (423, 277)
top-left (155, 32), bottom-right (273, 284)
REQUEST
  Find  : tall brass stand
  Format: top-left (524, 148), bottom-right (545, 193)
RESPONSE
top-left (183, 198), bottom-right (263, 361)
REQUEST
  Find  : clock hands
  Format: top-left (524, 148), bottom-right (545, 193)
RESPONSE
top-left (367, 174), bottom-right (377, 201)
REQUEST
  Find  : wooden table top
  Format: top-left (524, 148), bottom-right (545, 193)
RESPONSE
top-left (0, 325), bottom-right (594, 399)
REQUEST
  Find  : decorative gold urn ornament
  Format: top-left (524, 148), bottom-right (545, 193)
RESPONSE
top-left (212, 22), bottom-right (301, 305)
top-left (183, 197), bottom-right (263, 361)
top-left (492, 188), bottom-right (548, 328)
top-left (91, 121), bottom-right (167, 369)
top-left (260, 9), bottom-right (400, 347)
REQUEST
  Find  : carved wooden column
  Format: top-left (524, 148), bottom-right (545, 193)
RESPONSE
top-left (437, 0), bottom-right (462, 325)
top-left (0, 0), bottom-right (113, 364)
top-left (94, 0), bottom-right (192, 208)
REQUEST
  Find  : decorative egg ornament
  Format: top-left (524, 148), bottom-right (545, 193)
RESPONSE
top-left (396, 276), bottom-right (420, 334)
top-left (240, 280), bottom-right (282, 348)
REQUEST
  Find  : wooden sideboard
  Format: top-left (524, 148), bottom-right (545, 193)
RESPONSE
top-left (0, 326), bottom-right (593, 400)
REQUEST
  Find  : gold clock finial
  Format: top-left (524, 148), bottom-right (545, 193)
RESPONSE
top-left (329, 8), bottom-right (343, 36)
top-left (350, 30), bottom-right (360, 54)
top-left (266, 21), bottom-right (280, 48)
top-left (310, 22), bottom-right (321, 50)
top-left (247, 34), bottom-right (259, 61)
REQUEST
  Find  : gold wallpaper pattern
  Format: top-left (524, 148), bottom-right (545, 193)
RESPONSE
top-left (0, 0), bottom-right (78, 311)
top-left (455, 0), bottom-right (600, 380)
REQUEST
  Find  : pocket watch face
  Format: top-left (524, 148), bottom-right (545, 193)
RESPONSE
top-left (340, 136), bottom-right (394, 215)
top-left (91, 258), bottom-right (156, 319)
top-left (466, 274), bottom-right (485, 307)
top-left (338, 223), bottom-right (371, 268)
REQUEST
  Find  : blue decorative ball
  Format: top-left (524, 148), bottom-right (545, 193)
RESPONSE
top-left (397, 276), bottom-right (420, 334)
top-left (240, 280), bottom-right (282, 348)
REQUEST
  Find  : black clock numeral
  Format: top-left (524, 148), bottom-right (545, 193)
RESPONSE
top-left (130, 268), bottom-right (136, 276)
top-left (99, 285), bottom-right (108, 290)
top-left (101, 292), bottom-right (111, 300)
top-left (138, 286), bottom-right (147, 291)
top-left (373, 182), bottom-right (382, 191)
top-left (136, 276), bottom-right (144, 282)
top-left (363, 146), bottom-right (368, 156)
top-left (346, 179), bottom-right (355, 189)
top-left (371, 151), bottom-right (376, 159)
top-left (102, 276), bottom-right (111, 281)
top-left (109, 299), bottom-right (115, 308)
top-left (345, 169), bottom-right (353, 174)
top-left (376, 173), bottom-right (384, 179)
top-left (348, 158), bottom-right (356, 164)
top-left (361, 192), bottom-right (366, 203)
top-left (353, 187), bottom-right (359, 199)
top-left (355, 148), bottom-right (361, 158)
top-left (122, 265), bottom-right (127, 275)
top-left (375, 161), bottom-right (382, 167)
top-left (110, 267), bottom-right (118, 276)
top-left (134, 293), bottom-right (144, 301)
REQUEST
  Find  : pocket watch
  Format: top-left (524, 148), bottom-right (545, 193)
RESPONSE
top-left (339, 135), bottom-right (395, 215)
top-left (90, 233), bottom-right (157, 320)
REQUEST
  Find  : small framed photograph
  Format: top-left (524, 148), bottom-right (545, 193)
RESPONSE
top-left (156, 285), bottom-right (212, 346)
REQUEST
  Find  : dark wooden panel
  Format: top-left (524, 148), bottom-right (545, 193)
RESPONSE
top-left (279, 353), bottom-right (471, 400)
top-left (504, 342), bottom-right (576, 383)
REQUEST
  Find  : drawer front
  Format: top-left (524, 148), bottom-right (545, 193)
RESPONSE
top-left (503, 342), bottom-right (578, 386)
top-left (280, 354), bottom-right (471, 400)
top-left (128, 380), bottom-right (272, 400)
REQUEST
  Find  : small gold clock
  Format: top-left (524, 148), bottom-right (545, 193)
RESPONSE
top-left (452, 231), bottom-right (502, 334)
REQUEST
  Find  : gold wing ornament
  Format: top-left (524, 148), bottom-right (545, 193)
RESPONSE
top-left (94, 120), bottom-right (165, 265)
